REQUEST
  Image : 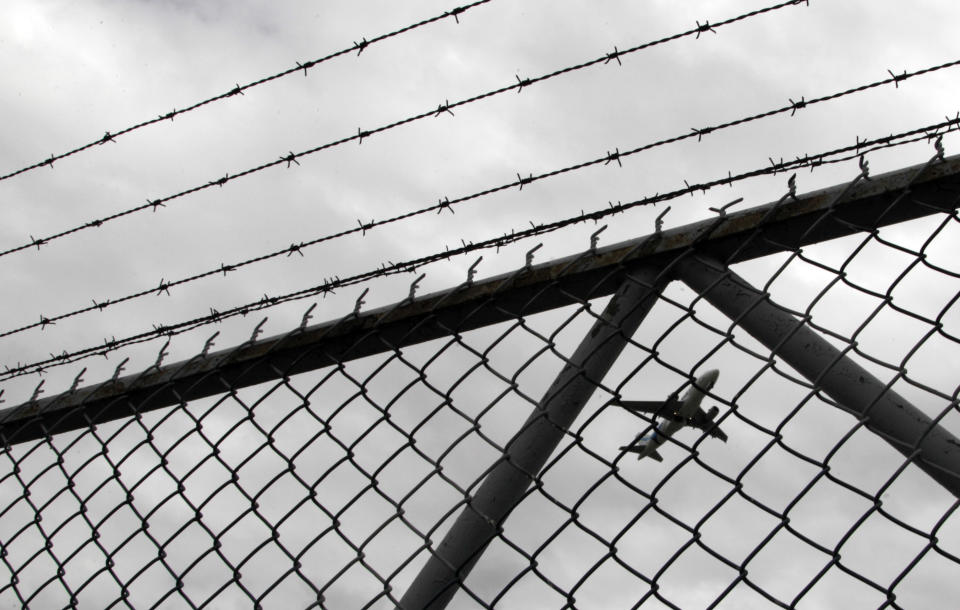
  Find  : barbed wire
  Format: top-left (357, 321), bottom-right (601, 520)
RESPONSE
top-left (3, 120), bottom-right (953, 383)
top-left (0, 1), bottom-right (494, 184)
top-left (0, 0), bottom-right (810, 262)
top-left (3, 89), bottom-right (957, 343)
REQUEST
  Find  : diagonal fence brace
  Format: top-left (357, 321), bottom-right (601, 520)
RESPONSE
top-left (398, 264), bottom-right (666, 609)
top-left (675, 252), bottom-right (960, 497)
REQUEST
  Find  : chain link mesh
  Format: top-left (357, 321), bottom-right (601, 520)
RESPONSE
top-left (2, 149), bottom-right (960, 608)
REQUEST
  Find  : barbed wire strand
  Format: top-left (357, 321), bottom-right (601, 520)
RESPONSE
top-left (3, 121), bottom-right (953, 382)
top-left (0, 1), bottom-right (494, 184)
top-left (0, 0), bottom-right (811, 262)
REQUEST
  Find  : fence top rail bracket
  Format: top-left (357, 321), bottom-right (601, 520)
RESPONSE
top-left (3, 153), bottom-right (960, 444)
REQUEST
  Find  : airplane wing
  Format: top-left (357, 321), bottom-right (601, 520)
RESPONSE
top-left (687, 406), bottom-right (728, 442)
top-left (610, 394), bottom-right (681, 418)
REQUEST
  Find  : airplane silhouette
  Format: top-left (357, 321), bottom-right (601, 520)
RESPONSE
top-left (612, 369), bottom-right (728, 462)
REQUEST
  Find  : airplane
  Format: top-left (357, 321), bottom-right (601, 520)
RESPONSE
top-left (613, 369), bottom-right (728, 462)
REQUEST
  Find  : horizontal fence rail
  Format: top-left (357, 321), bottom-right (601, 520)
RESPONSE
top-left (3, 149), bottom-right (960, 608)
top-left (4, 153), bottom-right (960, 445)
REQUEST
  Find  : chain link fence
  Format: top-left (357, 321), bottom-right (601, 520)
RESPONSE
top-left (3, 148), bottom-right (960, 608)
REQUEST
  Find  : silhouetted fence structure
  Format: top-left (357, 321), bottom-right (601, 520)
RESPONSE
top-left (3, 149), bottom-right (960, 607)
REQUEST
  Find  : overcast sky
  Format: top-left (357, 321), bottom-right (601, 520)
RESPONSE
top-left (2, 1), bottom-right (960, 608)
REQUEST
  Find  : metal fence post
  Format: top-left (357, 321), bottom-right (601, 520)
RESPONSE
top-left (676, 252), bottom-right (960, 497)
top-left (398, 264), bottom-right (665, 609)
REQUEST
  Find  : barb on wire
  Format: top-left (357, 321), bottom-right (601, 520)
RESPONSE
top-left (0, 0), bottom-right (812, 263)
top-left (0, 0), bottom-right (496, 184)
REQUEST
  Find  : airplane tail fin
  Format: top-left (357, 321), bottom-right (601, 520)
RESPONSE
top-left (620, 437), bottom-right (664, 461)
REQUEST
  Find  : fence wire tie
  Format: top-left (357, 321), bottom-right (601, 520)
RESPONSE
top-left (935, 135), bottom-right (946, 161)
top-left (590, 225), bottom-right (608, 254)
top-left (300, 303), bottom-right (317, 330)
top-left (434, 100), bottom-right (454, 117)
top-left (605, 148), bottom-right (622, 167)
top-left (153, 340), bottom-right (170, 369)
top-left (248, 318), bottom-right (268, 344)
top-left (695, 20), bottom-right (717, 38)
top-left (859, 154), bottom-right (871, 179)
top-left (789, 96), bottom-right (807, 116)
top-left (353, 288), bottom-right (369, 316)
top-left (605, 46), bottom-right (623, 66)
top-left (655, 206), bottom-right (671, 234)
top-left (201, 331), bottom-right (219, 357)
top-left (709, 197), bottom-right (744, 218)
top-left (111, 358), bottom-right (129, 383)
top-left (29, 379), bottom-right (44, 403)
top-left (466, 257), bottom-right (482, 285)
top-left (888, 68), bottom-right (909, 87)
top-left (67, 368), bottom-right (86, 393)
top-left (787, 173), bottom-right (798, 199)
top-left (524, 243), bottom-right (543, 270)
top-left (407, 274), bottom-right (426, 302)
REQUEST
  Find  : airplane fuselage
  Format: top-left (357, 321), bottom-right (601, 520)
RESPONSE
top-left (629, 369), bottom-right (719, 461)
